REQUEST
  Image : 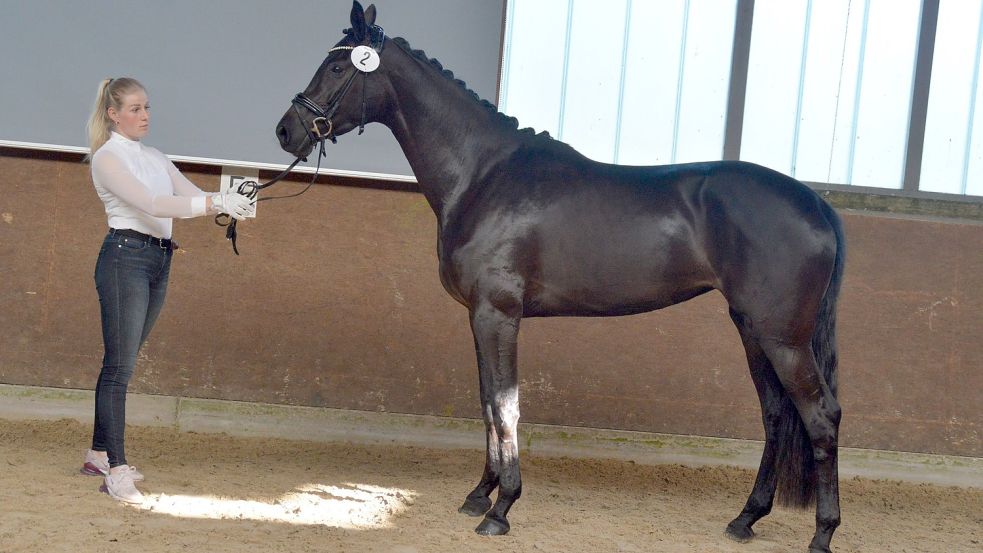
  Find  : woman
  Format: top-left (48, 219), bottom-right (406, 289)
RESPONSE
top-left (80, 77), bottom-right (254, 503)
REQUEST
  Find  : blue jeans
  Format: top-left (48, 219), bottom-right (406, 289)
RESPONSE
top-left (91, 230), bottom-right (172, 468)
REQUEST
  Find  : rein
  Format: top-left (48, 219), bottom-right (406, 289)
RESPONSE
top-left (214, 147), bottom-right (320, 255)
top-left (216, 25), bottom-right (385, 255)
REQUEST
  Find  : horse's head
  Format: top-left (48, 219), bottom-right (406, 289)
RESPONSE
top-left (276, 1), bottom-right (385, 159)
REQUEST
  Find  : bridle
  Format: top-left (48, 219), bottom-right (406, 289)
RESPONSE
top-left (292, 24), bottom-right (385, 144)
top-left (217, 24), bottom-right (386, 255)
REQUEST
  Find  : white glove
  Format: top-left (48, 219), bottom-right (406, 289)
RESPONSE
top-left (211, 192), bottom-right (255, 221)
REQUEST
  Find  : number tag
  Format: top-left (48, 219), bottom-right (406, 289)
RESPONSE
top-left (351, 45), bottom-right (380, 73)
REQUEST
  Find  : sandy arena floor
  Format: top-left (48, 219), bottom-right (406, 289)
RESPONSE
top-left (0, 418), bottom-right (979, 553)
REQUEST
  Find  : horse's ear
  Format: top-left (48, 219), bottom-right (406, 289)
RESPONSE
top-left (364, 4), bottom-right (377, 27)
top-left (350, 1), bottom-right (368, 42)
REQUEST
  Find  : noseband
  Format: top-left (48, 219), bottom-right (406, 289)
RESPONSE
top-left (217, 25), bottom-right (386, 255)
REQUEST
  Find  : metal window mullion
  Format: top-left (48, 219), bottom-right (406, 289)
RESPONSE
top-left (826, 0), bottom-right (856, 183)
top-left (613, 0), bottom-right (633, 164)
top-left (902, 0), bottom-right (940, 193)
top-left (791, 0), bottom-right (814, 177)
top-left (496, 0), bottom-right (518, 110)
top-left (847, 0), bottom-right (872, 185)
top-left (557, 0), bottom-right (577, 141)
top-left (959, 3), bottom-right (983, 194)
top-left (722, 0), bottom-right (755, 161)
top-left (672, 0), bottom-right (692, 163)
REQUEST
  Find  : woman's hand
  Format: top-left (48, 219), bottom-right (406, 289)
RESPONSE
top-left (210, 192), bottom-right (256, 221)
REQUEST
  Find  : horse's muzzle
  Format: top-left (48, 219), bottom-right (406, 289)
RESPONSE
top-left (276, 123), bottom-right (290, 148)
top-left (274, 119), bottom-right (315, 159)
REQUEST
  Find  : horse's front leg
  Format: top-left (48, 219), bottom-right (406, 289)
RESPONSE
top-left (457, 352), bottom-right (500, 517)
top-left (459, 299), bottom-right (522, 535)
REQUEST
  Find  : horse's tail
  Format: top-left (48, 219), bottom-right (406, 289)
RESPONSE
top-left (775, 202), bottom-right (846, 508)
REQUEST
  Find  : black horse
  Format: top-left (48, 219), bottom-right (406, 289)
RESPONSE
top-left (276, 3), bottom-right (845, 552)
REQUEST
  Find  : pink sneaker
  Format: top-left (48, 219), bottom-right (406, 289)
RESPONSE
top-left (81, 450), bottom-right (109, 476)
top-left (81, 450), bottom-right (144, 481)
top-left (124, 465), bottom-right (144, 481)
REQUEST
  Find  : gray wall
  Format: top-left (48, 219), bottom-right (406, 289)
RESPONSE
top-left (0, 0), bottom-right (505, 178)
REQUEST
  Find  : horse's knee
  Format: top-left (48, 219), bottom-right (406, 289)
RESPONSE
top-left (496, 386), bottom-right (519, 412)
top-left (492, 391), bottom-right (520, 436)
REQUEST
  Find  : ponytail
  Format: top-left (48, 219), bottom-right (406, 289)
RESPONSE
top-left (84, 77), bottom-right (145, 161)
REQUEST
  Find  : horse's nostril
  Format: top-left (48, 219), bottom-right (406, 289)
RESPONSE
top-left (276, 124), bottom-right (289, 145)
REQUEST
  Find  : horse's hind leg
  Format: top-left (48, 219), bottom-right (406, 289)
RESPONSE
top-left (724, 310), bottom-right (783, 542)
top-left (759, 338), bottom-right (841, 553)
top-left (459, 298), bottom-right (523, 535)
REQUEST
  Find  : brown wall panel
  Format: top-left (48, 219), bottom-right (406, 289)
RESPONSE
top-left (0, 152), bottom-right (980, 456)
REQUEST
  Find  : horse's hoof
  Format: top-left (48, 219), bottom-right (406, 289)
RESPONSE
top-left (458, 496), bottom-right (492, 517)
top-left (724, 522), bottom-right (755, 543)
top-left (808, 546), bottom-right (832, 553)
top-left (475, 516), bottom-right (510, 536)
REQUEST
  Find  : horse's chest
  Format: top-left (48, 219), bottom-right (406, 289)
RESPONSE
top-left (435, 241), bottom-right (470, 306)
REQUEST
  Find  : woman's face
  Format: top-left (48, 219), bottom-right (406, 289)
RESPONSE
top-left (108, 89), bottom-right (150, 140)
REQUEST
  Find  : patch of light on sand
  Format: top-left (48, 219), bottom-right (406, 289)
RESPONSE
top-left (138, 483), bottom-right (416, 529)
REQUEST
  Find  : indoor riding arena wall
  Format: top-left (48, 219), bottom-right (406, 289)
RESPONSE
top-left (1, 149), bottom-right (980, 458)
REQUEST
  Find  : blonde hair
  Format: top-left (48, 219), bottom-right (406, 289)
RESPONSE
top-left (85, 77), bottom-right (146, 161)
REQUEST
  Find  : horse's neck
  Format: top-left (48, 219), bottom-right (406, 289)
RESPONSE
top-left (380, 48), bottom-right (518, 222)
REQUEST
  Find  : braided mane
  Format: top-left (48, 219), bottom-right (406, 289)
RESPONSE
top-left (390, 37), bottom-right (548, 139)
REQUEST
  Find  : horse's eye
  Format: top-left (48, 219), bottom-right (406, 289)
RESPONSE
top-left (331, 65), bottom-right (343, 74)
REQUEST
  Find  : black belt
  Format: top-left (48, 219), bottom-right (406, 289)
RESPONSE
top-left (110, 228), bottom-right (178, 250)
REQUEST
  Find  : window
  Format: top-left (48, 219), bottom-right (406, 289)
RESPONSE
top-left (499, 0), bottom-right (737, 165)
top-left (499, 0), bottom-right (980, 198)
top-left (742, 0), bottom-right (920, 188)
top-left (920, 0), bottom-right (983, 195)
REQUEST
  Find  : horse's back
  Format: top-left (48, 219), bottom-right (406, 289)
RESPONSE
top-left (448, 149), bottom-right (840, 322)
top-left (489, 155), bottom-right (717, 316)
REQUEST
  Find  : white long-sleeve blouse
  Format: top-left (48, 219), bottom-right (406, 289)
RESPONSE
top-left (91, 132), bottom-right (208, 239)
